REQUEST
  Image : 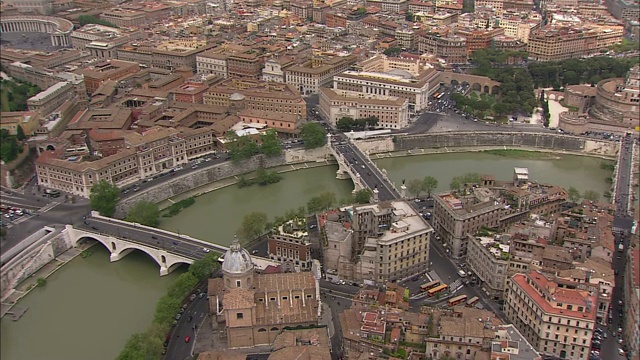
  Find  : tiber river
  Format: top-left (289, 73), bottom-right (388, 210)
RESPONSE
top-left (1, 152), bottom-right (614, 360)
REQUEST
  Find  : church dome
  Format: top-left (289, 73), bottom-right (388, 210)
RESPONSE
top-left (221, 237), bottom-right (254, 274)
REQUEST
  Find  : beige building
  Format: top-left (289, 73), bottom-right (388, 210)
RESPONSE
top-left (284, 54), bottom-right (357, 96)
top-left (117, 40), bottom-right (216, 71)
top-left (323, 201), bottom-right (433, 285)
top-left (27, 81), bottom-right (75, 117)
top-left (204, 79), bottom-right (307, 117)
top-left (432, 170), bottom-right (567, 259)
top-left (196, 49), bottom-right (229, 78)
top-left (504, 270), bottom-right (597, 360)
top-left (527, 25), bottom-right (624, 62)
top-left (208, 239), bottom-right (320, 349)
top-left (318, 88), bottom-right (410, 129)
top-left (35, 126), bottom-right (215, 196)
top-left (332, 65), bottom-right (439, 113)
top-left (466, 235), bottom-right (510, 298)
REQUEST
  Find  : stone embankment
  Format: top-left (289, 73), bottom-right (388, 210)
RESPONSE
top-left (356, 132), bottom-right (618, 158)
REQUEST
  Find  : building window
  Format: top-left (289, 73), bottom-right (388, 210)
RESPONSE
top-left (237, 313), bottom-right (243, 319)
top-left (236, 280), bottom-right (241, 287)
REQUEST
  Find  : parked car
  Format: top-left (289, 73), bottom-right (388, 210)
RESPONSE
top-left (185, 336), bottom-right (191, 343)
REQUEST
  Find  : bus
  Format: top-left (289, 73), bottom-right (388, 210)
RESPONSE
top-left (436, 93), bottom-right (445, 100)
top-left (466, 296), bottom-right (480, 307)
top-left (448, 295), bottom-right (468, 307)
top-left (427, 284), bottom-right (448, 297)
top-left (433, 92), bottom-right (439, 99)
top-left (420, 280), bottom-right (441, 292)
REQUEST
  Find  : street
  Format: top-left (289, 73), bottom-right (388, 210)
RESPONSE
top-left (165, 293), bottom-right (209, 360)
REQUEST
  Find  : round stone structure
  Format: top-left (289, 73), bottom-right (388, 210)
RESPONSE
top-left (0, 15), bottom-right (73, 47)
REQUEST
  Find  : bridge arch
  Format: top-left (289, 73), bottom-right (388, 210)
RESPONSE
top-left (471, 83), bottom-right (482, 92)
top-left (450, 79), bottom-right (459, 87)
top-left (71, 232), bottom-right (191, 276)
top-left (491, 85), bottom-right (500, 95)
top-left (483, 85), bottom-right (489, 94)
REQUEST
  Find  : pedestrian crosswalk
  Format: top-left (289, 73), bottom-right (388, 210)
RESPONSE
top-left (39, 201), bottom-right (60, 213)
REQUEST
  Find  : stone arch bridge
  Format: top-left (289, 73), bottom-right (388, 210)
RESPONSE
top-left (66, 226), bottom-right (194, 275)
top-left (65, 213), bottom-right (229, 275)
top-left (437, 72), bottom-right (501, 95)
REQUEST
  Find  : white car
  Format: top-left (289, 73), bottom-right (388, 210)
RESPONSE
top-left (202, 248), bottom-right (210, 253)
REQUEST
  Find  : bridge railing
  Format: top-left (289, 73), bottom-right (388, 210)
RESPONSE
top-left (88, 211), bottom-right (229, 253)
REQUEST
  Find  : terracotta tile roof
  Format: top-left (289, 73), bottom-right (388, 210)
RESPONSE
top-left (223, 287), bottom-right (255, 310)
top-left (512, 271), bottom-right (597, 320)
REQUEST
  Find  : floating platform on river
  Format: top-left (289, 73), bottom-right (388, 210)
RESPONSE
top-left (3, 304), bottom-right (28, 321)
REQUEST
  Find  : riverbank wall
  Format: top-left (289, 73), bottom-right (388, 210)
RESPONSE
top-left (355, 132), bottom-right (618, 158)
top-left (115, 147), bottom-right (330, 217)
top-left (0, 227), bottom-right (71, 307)
top-left (116, 131), bottom-right (618, 217)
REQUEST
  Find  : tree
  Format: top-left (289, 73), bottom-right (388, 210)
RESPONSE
top-left (117, 332), bottom-right (161, 360)
top-left (407, 179), bottom-right (424, 198)
top-left (125, 201), bottom-right (160, 227)
top-left (299, 123), bottom-right (327, 149)
top-left (450, 178), bottom-right (462, 191)
top-left (16, 125), bottom-right (25, 141)
top-left (567, 186), bottom-right (581, 203)
top-left (336, 117), bottom-right (355, 132)
top-left (354, 189), bottom-right (373, 204)
top-left (226, 132), bottom-right (260, 162)
top-left (237, 211), bottom-right (268, 242)
top-left (188, 253), bottom-right (219, 280)
top-left (89, 180), bottom-right (120, 217)
top-left (307, 192), bottom-right (336, 213)
top-left (422, 176), bottom-right (438, 198)
top-left (583, 190), bottom-right (600, 202)
top-left (153, 295), bottom-right (181, 328)
top-left (167, 272), bottom-right (198, 299)
top-left (259, 129), bottom-right (281, 156)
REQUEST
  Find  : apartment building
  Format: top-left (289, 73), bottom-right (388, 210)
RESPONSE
top-left (76, 59), bottom-right (140, 94)
top-left (339, 303), bottom-right (528, 360)
top-left (424, 307), bottom-right (501, 360)
top-left (623, 239), bottom-right (640, 360)
top-left (364, 0), bottom-right (408, 12)
top-left (432, 169), bottom-right (567, 259)
top-left (395, 28), bottom-right (416, 50)
top-left (204, 78), bottom-right (306, 116)
top-left (606, 0), bottom-right (640, 21)
top-left (35, 126), bottom-right (216, 197)
top-left (475, 0), bottom-right (504, 10)
top-left (27, 81), bottom-right (75, 117)
top-left (456, 28), bottom-right (505, 56)
top-left (196, 49), bottom-right (229, 78)
top-left (466, 235), bottom-right (510, 299)
top-left (323, 201), bottom-right (433, 284)
top-left (0, 48), bottom-right (89, 70)
top-left (100, 9), bottom-right (147, 28)
top-left (432, 188), bottom-right (507, 259)
top-left (268, 219), bottom-right (312, 271)
top-left (117, 41), bottom-right (216, 71)
top-left (318, 88), bottom-right (409, 129)
top-left (555, 260), bottom-right (615, 327)
top-left (418, 32), bottom-right (468, 64)
top-left (284, 54), bottom-right (357, 96)
top-left (527, 25), bottom-right (623, 61)
top-left (6, 62), bottom-right (85, 96)
top-left (504, 270), bottom-right (597, 360)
